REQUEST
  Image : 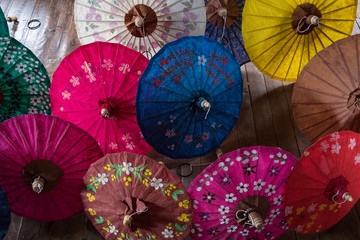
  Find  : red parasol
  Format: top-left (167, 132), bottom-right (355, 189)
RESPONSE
top-left (81, 152), bottom-right (193, 239)
top-left (0, 114), bottom-right (103, 221)
top-left (284, 131), bottom-right (360, 233)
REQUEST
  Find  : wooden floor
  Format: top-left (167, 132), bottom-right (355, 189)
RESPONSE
top-left (1, 0), bottom-right (360, 239)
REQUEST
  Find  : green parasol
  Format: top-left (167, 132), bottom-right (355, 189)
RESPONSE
top-left (0, 7), bottom-right (9, 36)
top-left (0, 33), bottom-right (51, 122)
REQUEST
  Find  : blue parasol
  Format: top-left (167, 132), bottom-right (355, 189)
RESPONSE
top-left (205, 0), bottom-right (249, 65)
top-left (0, 8), bottom-right (8, 36)
top-left (0, 186), bottom-right (10, 239)
top-left (136, 36), bottom-right (243, 159)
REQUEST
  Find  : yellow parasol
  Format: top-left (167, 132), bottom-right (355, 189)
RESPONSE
top-left (242, 0), bottom-right (357, 82)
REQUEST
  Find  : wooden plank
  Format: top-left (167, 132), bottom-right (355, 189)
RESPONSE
top-left (15, 217), bottom-right (42, 240)
top-left (235, 64), bottom-right (258, 148)
top-left (246, 62), bottom-right (277, 146)
top-left (264, 76), bottom-right (300, 157)
top-left (3, 214), bottom-right (22, 240)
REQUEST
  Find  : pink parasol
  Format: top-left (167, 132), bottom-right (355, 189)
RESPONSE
top-left (188, 146), bottom-right (297, 239)
top-left (50, 41), bottom-right (152, 155)
top-left (0, 114), bottom-right (103, 221)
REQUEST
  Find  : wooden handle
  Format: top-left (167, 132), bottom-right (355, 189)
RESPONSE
top-left (216, 148), bottom-right (223, 158)
top-left (6, 16), bottom-right (17, 22)
top-left (123, 215), bottom-right (132, 226)
top-left (306, 15), bottom-right (319, 25)
top-left (248, 211), bottom-right (263, 229)
top-left (32, 176), bottom-right (45, 193)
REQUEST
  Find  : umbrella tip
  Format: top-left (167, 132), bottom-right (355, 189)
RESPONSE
top-left (342, 192), bottom-right (354, 202)
top-left (32, 176), bottom-right (45, 193)
top-left (218, 8), bottom-right (227, 18)
top-left (123, 215), bottom-right (132, 226)
top-left (216, 148), bottom-right (223, 158)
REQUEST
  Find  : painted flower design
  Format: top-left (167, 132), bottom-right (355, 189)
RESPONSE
top-left (265, 184), bottom-right (276, 196)
top-left (3, 54), bottom-right (15, 64)
top-left (191, 223), bottom-right (203, 237)
top-left (162, 228), bottom-right (173, 238)
top-left (218, 162), bottom-right (228, 171)
top-left (198, 55), bottom-right (207, 65)
top-left (202, 192), bottom-right (215, 203)
top-left (119, 63), bottom-right (130, 74)
top-left (349, 138), bottom-right (356, 149)
top-left (254, 179), bottom-right (266, 191)
top-left (218, 205), bottom-right (230, 215)
top-left (15, 62), bottom-right (27, 73)
top-left (109, 225), bottom-right (118, 235)
top-left (273, 195), bottom-right (283, 206)
top-left (270, 208), bottom-right (280, 218)
top-left (30, 96), bottom-right (41, 106)
top-left (24, 73), bottom-right (35, 82)
top-left (207, 227), bottom-right (219, 236)
top-left (109, 142), bottom-right (118, 150)
top-left (295, 225), bottom-right (304, 232)
top-left (226, 225), bottom-right (237, 233)
top-left (243, 163), bottom-right (256, 176)
top-left (308, 203), bottom-right (317, 213)
top-left (236, 182), bottom-right (249, 193)
top-left (70, 76), bottom-right (80, 86)
top-left (121, 133), bottom-right (132, 141)
top-left (165, 128), bottom-right (176, 138)
top-left (150, 178), bottom-right (163, 190)
top-left (199, 212), bottom-right (210, 222)
top-left (102, 59), bottom-right (113, 70)
top-left (81, 61), bottom-right (91, 73)
top-left (225, 193), bottom-right (237, 203)
top-left (355, 153), bottom-right (360, 165)
top-left (62, 90), bottom-right (71, 100)
top-left (183, 8), bottom-right (197, 24)
top-left (331, 142), bottom-right (341, 154)
top-left (320, 141), bottom-right (329, 152)
top-left (219, 173), bottom-right (232, 185)
top-left (28, 107), bottom-right (38, 114)
top-left (97, 173), bottom-right (108, 185)
top-left (330, 132), bottom-right (340, 142)
top-left (240, 229), bottom-right (249, 236)
top-left (184, 135), bottom-right (193, 143)
top-left (122, 162), bottom-right (134, 175)
top-left (28, 85), bottom-right (39, 94)
top-left (202, 132), bottom-right (210, 141)
top-left (268, 166), bottom-right (279, 177)
top-left (264, 218), bottom-right (273, 226)
top-left (125, 142), bottom-right (135, 150)
top-left (219, 216), bottom-right (229, 224)
top-left (86, 72), bottom-right (96, 82)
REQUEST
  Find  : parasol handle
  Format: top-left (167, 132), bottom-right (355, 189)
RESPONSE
top-left (306, 15), bottom-right (320, 25)
top-left (216, 148), bottom-right (224, 158)
top-left (218, 8), bottom-right (227, 18)
top-left (32, 176), bottom-right (45, 193)
top-left (135, 16), bottom-right (144, 28)
top-left (100, 103), bottom-right (114, 119)
top-left (6, 16), bottom-right (17, 22)
top-left (342, 192), bottom-right (353, 202)
top-left (235, 209), bottom-right (263, 229)
top-left (123, 215), bottom-right (132, 226)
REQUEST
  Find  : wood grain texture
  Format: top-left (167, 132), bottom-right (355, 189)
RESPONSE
top-left (1, 0), bottom-right (360, 239)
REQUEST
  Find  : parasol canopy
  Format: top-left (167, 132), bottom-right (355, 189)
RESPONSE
top-left (0, 33), bottom-right (51, 122)
top-left (293, 34), bottom-right (360, 142)
top-left (81, 152), bottom-right (193, 239)
top-left (284, 131), bottom-right (360, 233)
top-left (0, 7), bottom-right (8, 35)
top-left (50, 41), bottom-right (152, 155)
top-left (205, 0), bottom-right (249, 65)
top-left (242, 0), bottom-right (357, 82)
top-left (74, 0), bottom-right (206, 58)
top-left (188, 146), bottom-right (298, 239)
top-left (136, 35), bottom-right (243, 159)
top-left (0, 114), bottom-right (103, 221)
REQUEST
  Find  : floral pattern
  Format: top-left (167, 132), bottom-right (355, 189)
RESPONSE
top-left (188, 147), bottom-right (298, 240)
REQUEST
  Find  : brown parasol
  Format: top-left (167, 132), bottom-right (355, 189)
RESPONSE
top-left (292, 34), bottom-right (360, 142)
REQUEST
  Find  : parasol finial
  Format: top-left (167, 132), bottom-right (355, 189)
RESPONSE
top-left (135, 17), bottom-right (144, 28)
top-left (6, 16), bottom-right (17, 22)
top-left (32, 176), bottom-right (45, 193)
top-left (216, 148), bottom-right (224, 158)
top-left (123, 215), bottom-right (132, 225)
top-left (101, 108), bottom-right (110, 118)
top-left (342, 192), bottom-right (353, 202)
top-left (100, 102), bottom-right (113, 118)
top-left (218, 8), bottom-right (227, 18)
top-left (306, 15), bottom-right (320, 26)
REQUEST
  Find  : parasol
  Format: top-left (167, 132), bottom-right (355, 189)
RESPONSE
top-left (188, 146), bottom-right (298, 239)
top-left (81, 152), bottom-right (193, 239)
top-left (0, 186), bottom-right (10, 239)
top-left (0, 33), bottom-right (51, 122)
top-left (136, 35), bottom-right (243, 159)
top-left (0, 8), bottom-right (8, 35)
top-left (284, 130), bottom-right (360, 233)
top-left (74, 0), bottom-right (206, 58)
top-left (205, 0), bottom-right (249, 65)
top-left (242, 0), bottom-right (357, 82)
top-left (50, 41), bottom-right (152, 155)
top-left (0, 114), bottom-right (103, 221)
top-left (292, 34), bottom-right (360, 142)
